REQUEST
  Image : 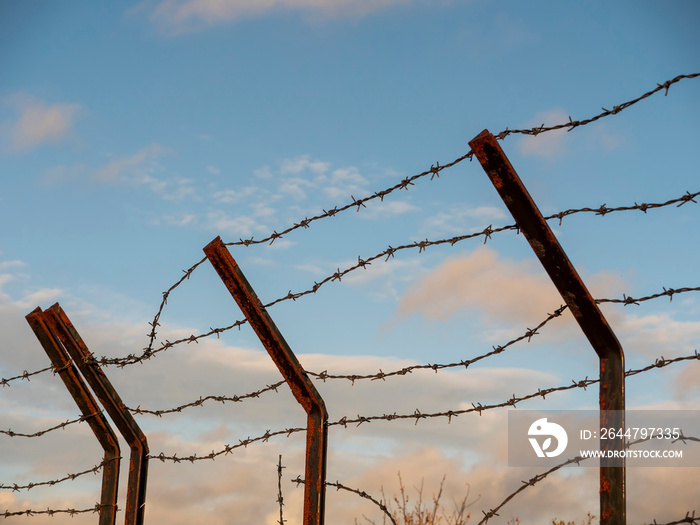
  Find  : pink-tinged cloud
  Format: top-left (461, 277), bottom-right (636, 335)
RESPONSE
top-left (3, 95), bottom-right (81, 153)
top-left (142, 0), bottom-right (410, 35)
top-left (395, 247), bottom-right (566, 326)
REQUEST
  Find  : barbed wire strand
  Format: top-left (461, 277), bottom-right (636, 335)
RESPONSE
top-left (0, 457), bottom-right (116, 492)
top-left (3, 350), bottom-right (696, 493)
top-left (127, 380), bottom-right (286, 417)
top-left (4, 285), bottom-right (698, 436)
top-left (134, 73), bottom-right (699, 364)
top-left (291, 476), bottom-right (397, 525)
top-left (2, 188), bottom-right (696, 382)
top-left (0, 412), bottom-right (102, 438)
top-left (1, 73), bottom-right (698, 521)
top-left (2, 74), bottom-right (695, 385)
top-left (652, 511), bottom-right (699, 525)
top-left (1, 503), bottom-right (115, 519)
top-left (478, 434), bottom-right (699, 525)
top-left (277, 454), bottom-right (286, 525)
top-left (96, 187), bottom-right (699, 370)
top-left (145, 350), bottom-right (698, 463)
top-left (0, 367), bottom-right (53, 388)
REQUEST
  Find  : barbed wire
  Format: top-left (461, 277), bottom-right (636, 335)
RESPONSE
top-left (653, 511), bottom-right (699, 525)
top-left (276, 455), bottom-right (286, 525)
top-left (0, 366), bottom-right (54, 388)
top-left (3, 74), bottom-right (696, 381)
top-left (146, 350), bottom-right (698, 463)
top-left (495, 73), bottom-right (700, 140)
top-left (127, 380), bottom-right (286, 416)
top-left (87, 187), bottom-right (698, 371)
top-left (477, 433), bottom-right (700, 525)
top-left (2, 350), bottom-right (697, 499)
top-left (0, 412), bottom-right (101, 438)
top-left (0, 457), bottom-right (115, 492)
top-left (478, 455), bottom-right (585, 525)
top-left (307, 283), bottom-right (700, 384)
top-left (1, 73), bottom-right (697, 520)
top-left (291, 476), bottom-right (397, 525)
top-left (2, 504), bottom-right (114, 519)
top-left (134, 73), bottom-right (699, 366)
top-left (4, 284), bottom-right (697, 433)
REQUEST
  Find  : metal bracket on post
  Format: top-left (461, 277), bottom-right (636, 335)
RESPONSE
top-left (469, 130), bottom-right (626, 525)
top-left (26, 307), bottom-right (121, 525)
top-left (34, 303), bottom-right (150, 525)
top-left (203, 236), bottom-right (328, 525)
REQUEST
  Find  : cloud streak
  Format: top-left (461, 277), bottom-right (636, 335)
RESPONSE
top-left (2, 95), bottom-right (81, 153)
top-left (141, 0), bottom-right (410, 35)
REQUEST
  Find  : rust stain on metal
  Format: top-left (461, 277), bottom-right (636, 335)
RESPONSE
top-left (469, 130), bottom-right (626, 525)
top-left (204, 237), bottom-right (328, 525)
top-left (561, 291), bottom-right (581, 318)
top-left (26, 307), bottom-right (121, 525)
top-left (42, 304), bottom-right (149, 525)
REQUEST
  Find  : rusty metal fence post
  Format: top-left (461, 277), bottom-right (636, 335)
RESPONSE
top-left (26, 307), bottom-right (121, 525)
top-left (469, 130), bottom-right (626, 525)
top-left (26, 303), bottom-right (150, 525)
top-left (204, 236), bottom-right (328, 525)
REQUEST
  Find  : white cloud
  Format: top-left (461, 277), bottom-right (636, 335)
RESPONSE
top-left (91, 144), bottom-right (203, 203)
top-left (0, 260), bottom-right (26, 270)
top-left (140, 0), bottom-right (410, 35)
top-left (280, 155), bottom-right (330, 176)
top-left (612, 311), bottom-right (700, 361)
top-left (359, 199), bottom-right (420, 219)
top-left (322, 166), bottom-right (369, 201)
top-left (206, 209), bottom-right (270, 237)
top-left (2, 94), bottom-right (81, 153)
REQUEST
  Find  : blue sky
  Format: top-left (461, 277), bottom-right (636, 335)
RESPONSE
top-left (1, 2), bottom-right (699, 524)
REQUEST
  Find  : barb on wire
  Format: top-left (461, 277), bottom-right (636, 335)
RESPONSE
top-left (292, 476), bottom-right (397, 525)
top-left (146, 350), bottom-right (698, 463)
